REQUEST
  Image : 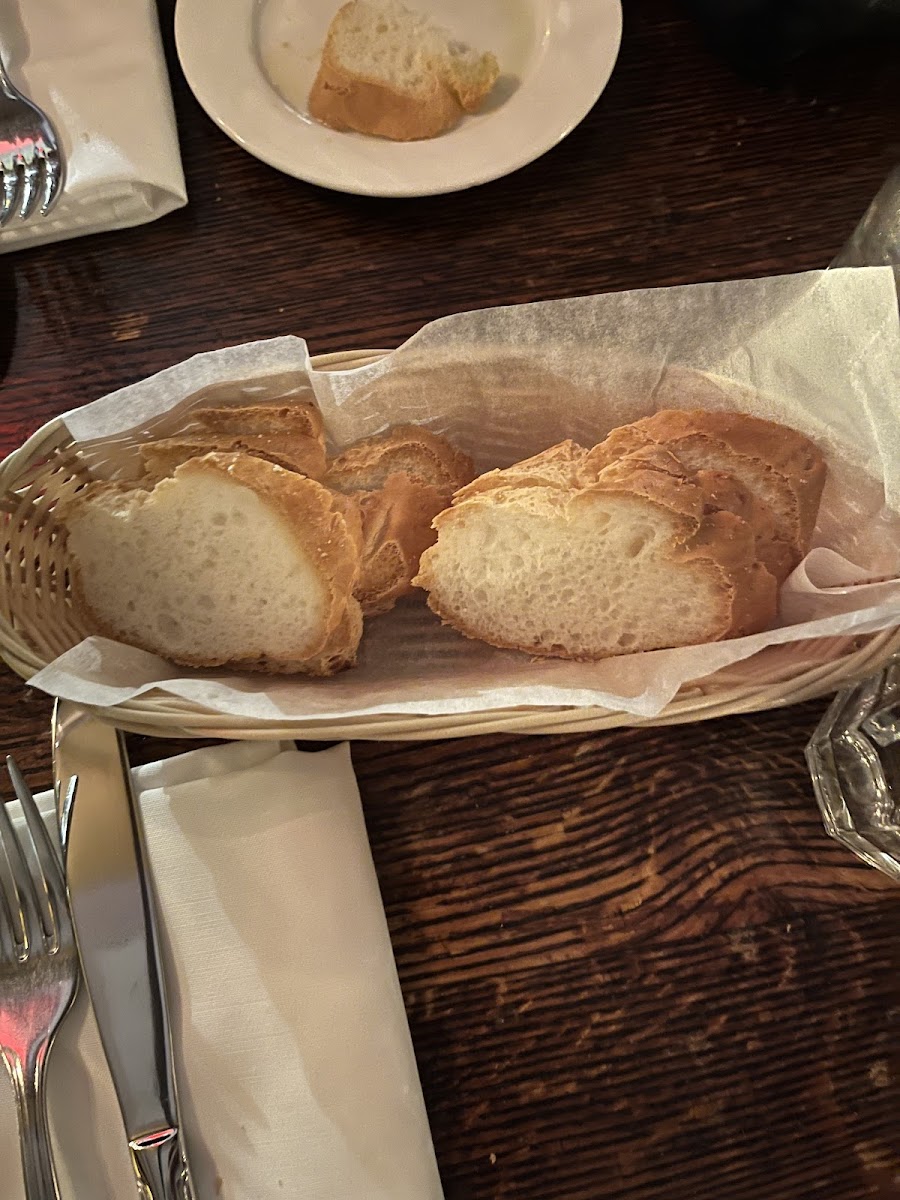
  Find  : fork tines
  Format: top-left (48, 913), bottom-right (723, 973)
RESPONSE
top-left (0, 756), bottom-right (70, 961)
top-left (0, 138), bottom-right (61, 227)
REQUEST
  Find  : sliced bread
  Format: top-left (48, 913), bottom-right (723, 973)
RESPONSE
top-left (583, 409), bottom-right (826, 582)
top-left (354, 472), bottom-right (447, 614)
top-left (454, 440), bottom-right (590, 503)
top-left (308, 0), bottom-right (500, 141)
top-left (61, 452), bottom-right (362, 675)
top-left (414, 445), bottom-right (777, 660)
top-left (324, 424), bottom-right (475, 500)
top-left (193, 402), bottom-right (326, 445)
top-left (139, 432), bottom-right (327, 482)
top-left (325, 425), bottom-right (473, 614)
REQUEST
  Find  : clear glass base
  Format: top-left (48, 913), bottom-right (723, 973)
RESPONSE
top-left (807, 657), bottom-right (900, 882)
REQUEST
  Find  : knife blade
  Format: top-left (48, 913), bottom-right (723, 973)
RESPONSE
top-left (52, 699), bottom-right (195, 1200)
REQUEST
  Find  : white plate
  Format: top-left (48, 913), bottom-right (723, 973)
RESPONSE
top-left (174, 0), bottom-right (623, 197)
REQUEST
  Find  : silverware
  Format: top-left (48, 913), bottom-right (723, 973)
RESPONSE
top-left (50, 700), bottom-right (82, 857)
top-left (0, 52), bottom-right (64, 227)
top-left (0, 756), bottom-right (78, 1200)
top-left (52, 700), bottom-right (195, 1200)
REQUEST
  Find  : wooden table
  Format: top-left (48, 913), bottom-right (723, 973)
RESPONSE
top-left (1, 3), bottom-right (899, 1197)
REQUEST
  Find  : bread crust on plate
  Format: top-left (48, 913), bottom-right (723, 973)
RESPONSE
top-left (308, 0), bottom-right (499, 141)
top-left (310, 57), bottom-right (464, 142)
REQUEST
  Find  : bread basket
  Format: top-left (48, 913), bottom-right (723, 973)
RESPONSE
top-left (3, 347), bottom-right (900, 741)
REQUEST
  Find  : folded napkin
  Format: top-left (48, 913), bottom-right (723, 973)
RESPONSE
top-left (0, 0), bottom-right (186, 254)
top-left (0, 741), bottom-right (443, 1200)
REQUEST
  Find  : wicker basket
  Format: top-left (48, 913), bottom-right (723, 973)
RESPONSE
top-left (2, 348), bottom-right (899, 741)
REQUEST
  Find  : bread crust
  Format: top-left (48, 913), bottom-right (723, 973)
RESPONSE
top-left (255, 600), bottom-right (364, 675)
top-left (454, 440), bottom-right (588, 502)
top-left (693, 467), bottom-right (792, 584)
top-left (208, 454), bottom-right (359, 646)
top-left (677, 511), bottom-right (778, 638)
top-left (193, 402), bottom-right (325, 445)
top-left (307, 1), bottom-right (498, 141)
top-left (586, 446), bottom-right (779, 639)
top-left (309, 57), bottom-right (463, 141)
top-left (140, 433), bottom-right (327, 482)
top-left (325, 425), bottom-right (474, 498)
top-left (648, 408), bottom-right (826, 546)
top-left (584, 408), bottom-right (826, 581)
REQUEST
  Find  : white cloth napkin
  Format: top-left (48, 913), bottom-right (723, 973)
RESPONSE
top-left (0, 0), bottom-right (186, 254)
top-left (0, 741), bottom-right (444, 1200)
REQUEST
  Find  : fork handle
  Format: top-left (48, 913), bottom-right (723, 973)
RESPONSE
top-left (0, 57), bottom-right (21, 101)
top-left (2, 1043), bottom-right (60, 1199)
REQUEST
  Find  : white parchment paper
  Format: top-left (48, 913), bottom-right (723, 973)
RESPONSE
top-left (32, 267), bottom-right (900, 722)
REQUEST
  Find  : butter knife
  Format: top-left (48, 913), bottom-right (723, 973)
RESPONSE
top-left (52, 699), bottom-right (195, 1200)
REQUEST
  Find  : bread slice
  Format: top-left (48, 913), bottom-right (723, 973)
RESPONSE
top-left (454, 441), bottom-right (589, 503)
top-left (308, 0), bottom-right (500, 141)
top-left (354, 472), bottom-right (447, 614)
top-left (193, 403), bottom-right (325, 445)
top-left (61, 452), bottom-right (362, 675)
top-left (414, 445), bottom-right (777, 660)
top-left (140, 433), bottom-right (327, 482)
top-left (324, 425), bottom-right (475, 500)
top-left (262, 602), bottom-right (363, 676)
top-left (453, 438), bottom-right (787, 589)
top-left (583, 409), bottom-right (826, 582)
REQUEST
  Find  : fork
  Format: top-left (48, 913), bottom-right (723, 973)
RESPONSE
top-left (0, 757), bottom-right (78, 1199)
top-left (0, 53), bottom-right (64, 227)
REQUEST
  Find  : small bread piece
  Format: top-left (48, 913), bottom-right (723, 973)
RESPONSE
top-left (584, 410), bottom-right (826, 582)
top-left (309, 0), bottom-right (500, 142)
top-left (324, 424), bottom-right (472, 614)
top-left (414, 445), bottom-right (777, 661)
top-left (454, 440), bottom-right (589, 503)
top-left (61, 453), bottom-right (362, 675)
top-left (193, 403), bottom-right (326, 446)
top-left (140, 433), bottom-right (327, 482)
top-left (324, 425), bottom-right (475, 500)
top-left (354, 472), bottom-right (446, 614)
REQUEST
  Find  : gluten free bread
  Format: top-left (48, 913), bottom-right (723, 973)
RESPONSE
top-left (60, 400), bottom-right (825, 674)
top-left (584, 410), bottom-right (826, 583)
top-left (325, 423), bottom-right (475, 499)
top-left (139, 402), bottom-right (328, 482)
top-left (309, 1), bottom-right (500, 141)
top-left (414, 444), bottom-right (781, 661)
top-left (415, 412), bottom-right (825, 662)
top-left (324, 425), bottom-right (475, 613)
top-left (62, 453), bottom-right (362, 675)
top-left (62, 416), bottom-right (472, 672)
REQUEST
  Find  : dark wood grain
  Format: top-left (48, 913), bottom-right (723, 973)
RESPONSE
top-left (1, 2), bottom-right (899, 1197)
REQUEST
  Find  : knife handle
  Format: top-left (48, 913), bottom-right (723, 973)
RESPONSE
top-left (129, 1128), bottom-right (193, 1200)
